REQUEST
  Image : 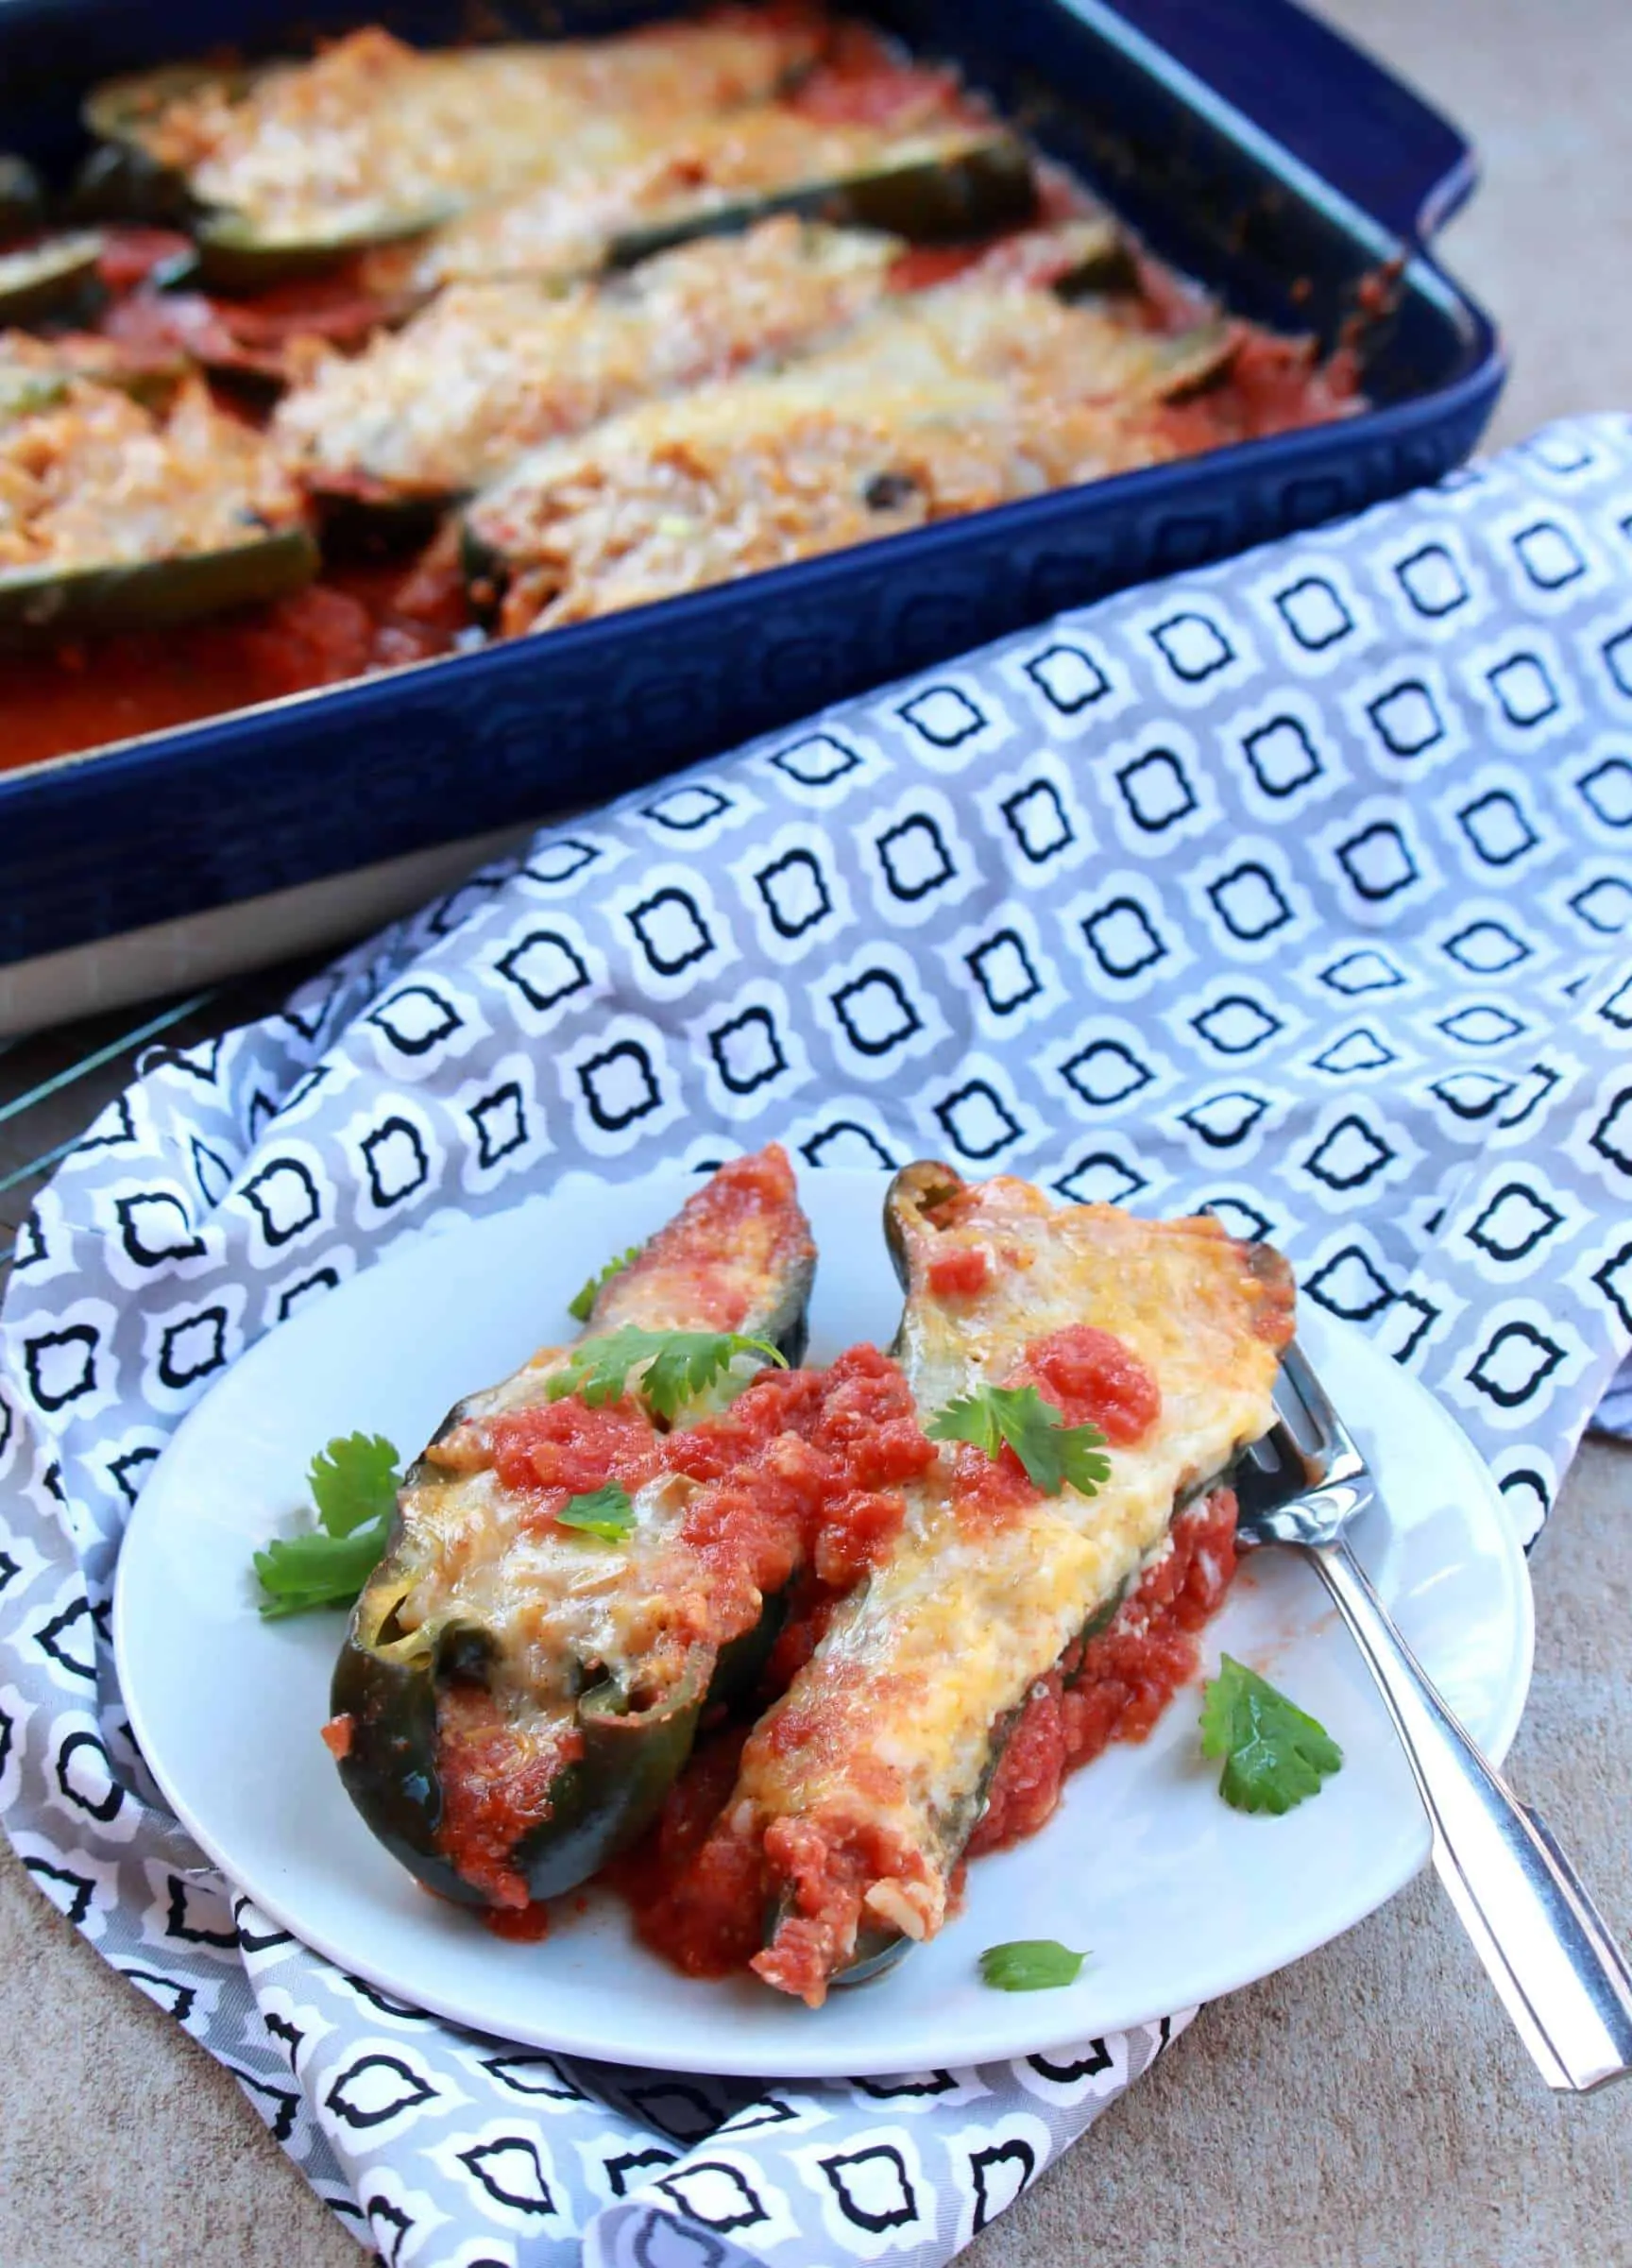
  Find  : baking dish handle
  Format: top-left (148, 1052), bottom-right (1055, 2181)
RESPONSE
top-left (1104, 0), bottom-right (1476, 245)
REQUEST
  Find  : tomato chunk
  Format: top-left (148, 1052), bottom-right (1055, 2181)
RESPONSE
top-left (927, 1246), bottom-right (991, 1297)
top-left (1024, 1324), bottom-right (1162, 1445)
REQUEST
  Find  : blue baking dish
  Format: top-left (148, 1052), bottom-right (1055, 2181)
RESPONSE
top-left (0, 0), bottom-right (1503, 984)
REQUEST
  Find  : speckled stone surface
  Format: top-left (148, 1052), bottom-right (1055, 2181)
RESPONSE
top-left (3, 3), bottom-right (1630, 2260)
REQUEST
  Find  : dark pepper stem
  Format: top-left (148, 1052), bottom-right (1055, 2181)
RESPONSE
top-left (884, 1159), bottom-right (968, 1293)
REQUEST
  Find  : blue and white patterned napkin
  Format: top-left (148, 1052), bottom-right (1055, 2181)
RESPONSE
top-left (3, 414), bottom-right (1630, 2268)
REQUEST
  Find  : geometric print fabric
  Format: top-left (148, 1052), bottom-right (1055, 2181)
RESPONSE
top-left (2, 414), bottom-right (1631, 2265)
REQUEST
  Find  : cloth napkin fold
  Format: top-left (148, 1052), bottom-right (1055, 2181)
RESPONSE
top-left (3, 413), bottom-right (1631, 2268)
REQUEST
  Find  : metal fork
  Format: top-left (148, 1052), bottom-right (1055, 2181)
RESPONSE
top-left (1232, 1339), bottom-right (1632, 2094)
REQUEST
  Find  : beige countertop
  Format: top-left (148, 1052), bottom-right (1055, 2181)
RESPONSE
top-left (4, 2), bottom-right (1631, 2261)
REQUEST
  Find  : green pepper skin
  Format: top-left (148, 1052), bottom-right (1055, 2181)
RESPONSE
top-left (67, 142), bottom-right (193, 228)
top-left (331, 1607), bottom-right (480, 1908)
top-left (314, 480), bottom-right (452, 564)
top-left (606, 132), bottom-right (1036, 270)
top-left (332, 1152), bottom-right (816, 1909)
top-left (190, 204), bottom-right (452, 292)
top-left (1037, 214), bottom-right (1132, 301)
top-left (709, 1583), bottom-right (790, 1712)
top-left (0, 233), bottom-right (105, 328)
top-left (0, 524), bottom-right (319, 645)
top-left (511, 1669), bottom-right (706, 1899)
top-left (755, 1258), bottom-right (812, 1373)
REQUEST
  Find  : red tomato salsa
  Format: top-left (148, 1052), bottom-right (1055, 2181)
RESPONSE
top-left (968, 1483), bottom-right (1238, 1853)
top-left (1024, 1323), bottom-right (1164, 1446)
top-left (0, 553), bottom-right (472, 776)
top-left (429, 1343), bottom-right (934, 1908)
top-left (926, 1245), bottom-right (991, 1298)
top-left (950, 1323), bottom-right (1162, 1527)
top-left (614, 1485), bottom-right (1240, 1982)
top-left (435, 1685), bottom-right (586, 1909)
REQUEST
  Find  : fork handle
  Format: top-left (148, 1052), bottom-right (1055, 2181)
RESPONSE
top-left (1308, 1536), bottom-right (1632, 2093)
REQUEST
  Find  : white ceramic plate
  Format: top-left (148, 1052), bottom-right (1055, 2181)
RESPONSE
top-left (114, 1166), bottom-right (1533, 2078)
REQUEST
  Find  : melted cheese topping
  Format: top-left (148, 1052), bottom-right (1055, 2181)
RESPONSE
top-left (0, 374), bottom-right (300, 574)
top-left (275, 222), bottom-right (901, 499)
top-left (391, 111), bottom-right (969, 290)
top-left (471, 353), bottom-right (1172, 632)
top-left (144, 19), bottom-right (824, 243)
top-left (383, 1144), bottom-right (813, 1699)
top-left (737, 1188), bottom-right (1295, 1943)
top-left (399, 1458), bottom-right (709, 1702)
top-left (806, 280), bottom-right (1234, 403)
top-left (466, 250), bottom-right (1233, 628)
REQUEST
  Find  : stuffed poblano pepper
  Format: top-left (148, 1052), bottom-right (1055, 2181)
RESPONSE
top-left (356, 113), bottom-right (1033, 298)
top-left (275, 213), bottom-right (1148, 522)
top-left (651, 1162), bottom-right (1295, 2004)
top-left (80, 15), bottom-right (826, 281)
top-left (328, 1145), bottom-right (822, 1913)
top-left (0, 367), bottom-right (315, 639)
top-left (460, 231), bottom-right (1233, 634)
top-left (274, 221), bottom-right (906, 517)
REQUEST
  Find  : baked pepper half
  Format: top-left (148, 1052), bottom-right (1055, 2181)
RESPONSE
top-left (677, 1161), bottom-right (1296, 2004)
top-left (458, 221), bottom-right (1234, 635)
top-left (329, 1145), bottom-right (818, 1912)
top-left (0, 367), bottom-right (315, 640)
top-left (274, 220), bottom-right (907, 520)
top-left (78, 15), bottom-right (827, 283)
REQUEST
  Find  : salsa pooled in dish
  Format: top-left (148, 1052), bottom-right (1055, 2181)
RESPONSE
top-left (0, 5), bottom-right (1362, 771)
top-left (320, 1145), bottom-right (1296, 2002)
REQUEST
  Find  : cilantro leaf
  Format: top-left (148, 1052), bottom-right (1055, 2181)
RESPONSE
top-left (252, 1432), bottom-right (402, 1619)
top-left (1199, 1654), bottom-right (1343, 1815)
top-left (253, 1520), bottom-right (392, 1619)
top-left (979, 1939), bottom-right (1090, 1991)
top-left (927, 1383), bottom-right (1110, 1497)
top-left (569, 1245), bottom-right (643, 1324)
top-left (555, 1483), bottom-right (637, 1542)
top-left (546, 1326), bottom-right (787, 1423)
top-left (307, 1432), bottom-right (401, 1535)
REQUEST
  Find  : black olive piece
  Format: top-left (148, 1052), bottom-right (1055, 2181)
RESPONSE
top-left (436, 1623), bottom-right (497, 1686)
top-left (862, 469), bottom-right (920, 513)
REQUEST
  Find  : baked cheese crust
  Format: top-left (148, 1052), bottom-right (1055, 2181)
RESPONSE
top-left (0, 372), bottom-right (300, 574)
top-left (465, 250), bottom-right (1242, 628)
top-left (735, 1176), bottom-right (1295, 1993)
top-left (385, 109), bottom-right (974, 291)
top-left (144, 15), bottom-right (824, 244)
top-left (275, 222), bottom-right (902, 500)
